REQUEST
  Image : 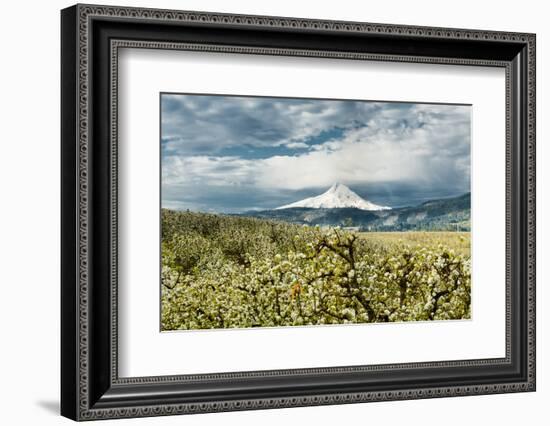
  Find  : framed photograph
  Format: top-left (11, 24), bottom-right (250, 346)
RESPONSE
top-left (61, 4), bottom-right (536, 421)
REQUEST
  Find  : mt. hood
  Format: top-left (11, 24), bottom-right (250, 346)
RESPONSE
top-left (276, 183), bottom-right (390, 211)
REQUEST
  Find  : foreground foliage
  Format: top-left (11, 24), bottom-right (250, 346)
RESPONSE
top-left (161, 210), bottom-right (471, 330)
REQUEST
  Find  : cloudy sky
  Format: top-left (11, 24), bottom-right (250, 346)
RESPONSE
top-left (161, 93), bottom-right (471, 213)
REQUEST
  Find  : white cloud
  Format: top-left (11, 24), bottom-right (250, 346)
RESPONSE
top-left (285, 142), bottom-right (309, 149)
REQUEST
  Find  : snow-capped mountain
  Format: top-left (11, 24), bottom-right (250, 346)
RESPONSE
top-left (239, 192), bottom-right (470, 231)
top-left (276, 183), bottom-right (391, 211)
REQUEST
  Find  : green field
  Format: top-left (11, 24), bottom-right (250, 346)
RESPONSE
top-left (358, 231), bottom-right (470, 257)
top-left (161, 210), bottom-right (471, 331)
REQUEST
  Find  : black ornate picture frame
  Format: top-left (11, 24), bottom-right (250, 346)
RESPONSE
top-left (61, 4), bottom-right (536, 421)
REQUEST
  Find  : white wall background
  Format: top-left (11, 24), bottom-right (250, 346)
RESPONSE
top-left (0, 0), bottom-right (546, 424)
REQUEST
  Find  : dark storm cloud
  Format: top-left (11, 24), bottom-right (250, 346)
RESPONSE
top-left (161, 94), bottom-right (382, 156)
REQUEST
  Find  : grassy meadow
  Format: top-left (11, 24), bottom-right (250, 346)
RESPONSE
top-left (358, 231), bottom-right (470, 257)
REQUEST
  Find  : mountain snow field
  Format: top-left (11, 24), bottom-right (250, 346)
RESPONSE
top-left (276, 183), bottom-right (391, 211)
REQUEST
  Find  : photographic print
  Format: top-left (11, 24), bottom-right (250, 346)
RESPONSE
top-left (160, 93), bottom-right (471, 331)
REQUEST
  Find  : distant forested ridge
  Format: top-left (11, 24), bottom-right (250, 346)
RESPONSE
top-left (239, 193), bottom-right (470, 232)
